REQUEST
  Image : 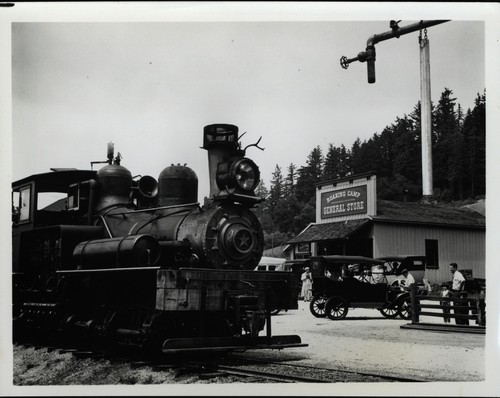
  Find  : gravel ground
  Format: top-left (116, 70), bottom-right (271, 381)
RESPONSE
top-left (4, 300), bottom-right (498, 396)
top-left (270, 300), bottom-right (486, 381)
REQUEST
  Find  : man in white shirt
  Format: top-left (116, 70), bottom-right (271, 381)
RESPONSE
top-left (450, 263), bottom-right (466, 291)
top-left (400, 268), bottom-right (416, 287)
top-left (449, 262), bottom-right (469, 325)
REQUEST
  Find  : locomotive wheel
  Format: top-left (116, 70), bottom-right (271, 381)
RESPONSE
top-left (379, 306), bottom-right (399, 319)
top-left (309, 296), bottom-right (327, 318)
top-left (325, 296), bottom-right (349, 320)
top-left (398, 299), bottom-right (412, 320)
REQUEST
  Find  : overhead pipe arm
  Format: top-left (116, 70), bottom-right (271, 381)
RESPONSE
top-left (340, 20), bottom-right (450, 83)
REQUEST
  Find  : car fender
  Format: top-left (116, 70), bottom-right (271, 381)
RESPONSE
top-left (390, 291), bottom-right (410, 306)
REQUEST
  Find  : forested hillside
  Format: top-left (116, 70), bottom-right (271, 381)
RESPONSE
top-left (253, 88), bottom-right (486, 250)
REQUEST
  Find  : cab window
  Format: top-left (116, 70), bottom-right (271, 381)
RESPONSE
top-left (18, 185), bottom-right (32, 222)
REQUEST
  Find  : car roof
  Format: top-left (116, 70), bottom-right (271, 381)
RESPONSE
top-left (311, 255), bottom-right (384, 264)
top-left (376, 255), bottom-right (426, 261)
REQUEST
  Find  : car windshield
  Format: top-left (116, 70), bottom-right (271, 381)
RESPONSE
top-left (381, 261), bottom-right (401, 274)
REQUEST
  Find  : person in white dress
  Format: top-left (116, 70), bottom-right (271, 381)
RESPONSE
top-left (300, 267), bottom-right (313, 302)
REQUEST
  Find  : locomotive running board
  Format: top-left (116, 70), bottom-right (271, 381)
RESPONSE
top-left (161, 335), bottom-right (307, 354)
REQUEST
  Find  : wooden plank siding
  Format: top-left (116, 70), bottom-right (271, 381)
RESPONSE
top-left (371, 222), bottom-right (485, 283)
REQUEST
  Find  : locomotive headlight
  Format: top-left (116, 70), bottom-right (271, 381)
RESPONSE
top-left (232, 158), bottom-right (260, 191)
top-left (216, 158), bottom-right (260, 193)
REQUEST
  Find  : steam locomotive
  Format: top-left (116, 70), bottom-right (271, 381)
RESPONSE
top-left (12, 124), bottom-right (304, 354)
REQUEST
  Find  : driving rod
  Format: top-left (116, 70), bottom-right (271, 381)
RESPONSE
top-left (340, 20), bottom-right (450, 83)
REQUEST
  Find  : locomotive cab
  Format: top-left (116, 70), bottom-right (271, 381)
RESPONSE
top-left (12, 170), bottom-right (101, 273)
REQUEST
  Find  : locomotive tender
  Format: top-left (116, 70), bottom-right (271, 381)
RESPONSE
top-left (12, 124), bottom-right (304, 353)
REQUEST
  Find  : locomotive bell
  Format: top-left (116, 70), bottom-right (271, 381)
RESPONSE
top-left (95, 163), bottom-right (132, 211)
top-left (158, 164), bottom-right (198, 206)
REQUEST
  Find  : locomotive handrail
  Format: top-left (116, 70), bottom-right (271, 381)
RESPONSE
top-left (117, 202), bottom-right (200, 214)
top-left (56, 266), bottom-right (161, 273)
top-left (98, 215), bottom-right (114, 238)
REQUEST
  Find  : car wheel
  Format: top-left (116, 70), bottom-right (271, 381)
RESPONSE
top-left (309, 296), bottom-right (327, 318)
top-left (379, 305), bottom-right (399, 319)
top-left (398, 299), bottom-right (412, 320)
top-left (325, 296), bottom-right (349, 320)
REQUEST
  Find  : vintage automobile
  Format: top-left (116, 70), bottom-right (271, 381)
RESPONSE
top-left (254, 256), bottom-right (287, 272)
top-left (308, 255), bottom-right (411, 320)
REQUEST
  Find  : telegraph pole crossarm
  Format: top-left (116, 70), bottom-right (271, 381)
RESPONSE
top-left (340, 20), bottom-right (450, 83)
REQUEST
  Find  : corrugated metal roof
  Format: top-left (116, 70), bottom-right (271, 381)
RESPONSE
top-left (287, 200), bottom-right (485, 244)
top-left (287, 219), bottom-right (370, 244)
top-left (374, 200), bottom-right (485, 228)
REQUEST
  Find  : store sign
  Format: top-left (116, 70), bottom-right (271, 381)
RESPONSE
top-left (320, 185), bottom-right (367, 218)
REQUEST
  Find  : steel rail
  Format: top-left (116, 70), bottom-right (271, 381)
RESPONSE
top-left (226, 355), bottom-right (425, 383)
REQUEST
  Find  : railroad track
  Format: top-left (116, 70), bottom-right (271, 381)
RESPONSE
top-left (218, 355), bottom-right (424, 383)
top-left (16, 343), bottom-right (423, 384)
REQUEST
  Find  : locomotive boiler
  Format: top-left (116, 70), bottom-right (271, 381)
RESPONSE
top-left (12, 124), bottom-right (304, 354)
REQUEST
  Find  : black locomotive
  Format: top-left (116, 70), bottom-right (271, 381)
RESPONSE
top-left (12, 124), bottom-right (304, 354)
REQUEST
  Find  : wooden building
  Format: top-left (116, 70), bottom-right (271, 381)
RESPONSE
top-left (286, 172), bottom-right (485, 284)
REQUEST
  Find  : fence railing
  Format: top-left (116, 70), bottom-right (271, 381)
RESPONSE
top-left (409, 284), bottom-right (486, 327)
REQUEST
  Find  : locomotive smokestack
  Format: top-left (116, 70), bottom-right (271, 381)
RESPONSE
top-left (203, 124), bottom-right (261, 204)
top-left (203, 124), bottom-right (241, 199)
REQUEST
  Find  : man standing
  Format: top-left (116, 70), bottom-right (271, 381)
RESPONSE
top-left (449, 262), bottom-right (469, 325)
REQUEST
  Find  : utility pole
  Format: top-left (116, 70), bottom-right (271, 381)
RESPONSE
top-left (340, 20), bottom-right (449, 202)
top-left (419, 28), bottom-right (433, 201)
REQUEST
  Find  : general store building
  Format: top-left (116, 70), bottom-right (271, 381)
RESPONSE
top-left (286, 172), bottom-right (485, 284)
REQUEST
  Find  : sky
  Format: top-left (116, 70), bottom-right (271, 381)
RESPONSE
top-left (1, 2), bottom-right (500, 396)
top-left (5, 6), bottom-right (490, 200)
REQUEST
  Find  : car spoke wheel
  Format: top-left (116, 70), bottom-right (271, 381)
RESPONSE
top-left (398, 299), bottom-right (412, 320)
top-left (309, 296), bottom-right (327, 318)
top-left (325, 296), bottom-right (349, 320)
top-left (379, 306), bottom-right (399, 319)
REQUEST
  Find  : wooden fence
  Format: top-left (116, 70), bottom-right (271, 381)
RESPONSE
top-left (401, 284), bottom-right (486, 333)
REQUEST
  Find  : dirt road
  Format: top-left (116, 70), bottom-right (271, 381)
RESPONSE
top-left (268, 300), bottom-right (485, 381)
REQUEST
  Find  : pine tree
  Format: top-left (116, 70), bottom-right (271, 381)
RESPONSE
top-left (433, 88), bottom-right (459, 200)
top-left (284, 163), bottom-right (297, 198)
top-left (462, 91), bottom-right (486, 198)
top-left (338, 144), bottom-right (351, 177)
top-left (392, 114), bottom-right (421, 197)
top-left (323, 143), bottom-right (340, 181)
top-left (253, 179), bottom-right (273, 231)
top-left (295, 146), bottom-right (323, 204)
top-left (350, 138), bottom-right (363, 175)
top-left (269, 164), bottom-right (284, 213)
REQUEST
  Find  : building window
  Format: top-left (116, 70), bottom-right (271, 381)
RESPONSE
top-left (295, 242), bottom-right (310, 259)
top-left (425, 239), bottom-right (439, 269)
